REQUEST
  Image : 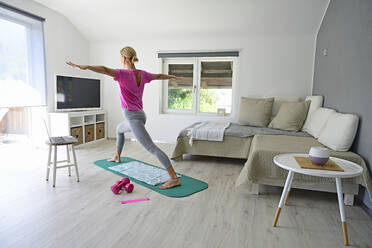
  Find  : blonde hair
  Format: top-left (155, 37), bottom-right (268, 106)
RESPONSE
top-left (120, 46), bottom-right (139, 64)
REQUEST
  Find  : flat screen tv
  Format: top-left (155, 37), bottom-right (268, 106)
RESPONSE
top-left (56, 75), bottom-right (101, 111)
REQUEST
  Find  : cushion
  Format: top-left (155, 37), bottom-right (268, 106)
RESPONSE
top-left (302, 108), bottom-right (335, 138)
top-left (268, 100), bottom-right (311, 131)
top-left (302, 96), bottom-right (324, 131)
top-left (318, 112), bottom-right (359, 151)
top-left (238, 97), bottom-right (274, 127)
top-left (270, 96), bottom-right (301, 118)
top-left (304, 95), bottom-right (324, 116)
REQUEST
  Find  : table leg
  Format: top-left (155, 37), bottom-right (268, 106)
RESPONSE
top-left (284, 175), bottom-right (294, 205)
top-left (336, 178), bottom-right (349, 246)
top-left (273, 171), bottom-right (294, 227)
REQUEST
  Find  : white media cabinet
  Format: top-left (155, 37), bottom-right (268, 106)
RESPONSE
top-left (49, 110), bottom-right (107, 146)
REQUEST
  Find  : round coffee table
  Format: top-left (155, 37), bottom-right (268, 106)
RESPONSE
top-left (272, 153), bottom-right (363, 246)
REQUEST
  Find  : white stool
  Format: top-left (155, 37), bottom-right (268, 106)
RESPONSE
top-left (46, 139), bottom-right (80, 187)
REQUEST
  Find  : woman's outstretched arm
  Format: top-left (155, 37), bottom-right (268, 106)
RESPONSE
top-left (152, 74), bottom-right (178, 80)
top-left (66, 61), bottom-right (115, 77)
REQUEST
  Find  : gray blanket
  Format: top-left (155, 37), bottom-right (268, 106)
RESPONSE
top-left (178, 122), bottom-right (311, 138)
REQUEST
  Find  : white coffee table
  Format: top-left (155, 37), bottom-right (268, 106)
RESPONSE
top-left (272, 153), bottom-right (363, 246)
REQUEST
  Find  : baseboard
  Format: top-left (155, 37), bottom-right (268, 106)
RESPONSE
top-left (355, 198), bottom-right (372, 217)
top-left (361, 202), bottom-right (372, 217)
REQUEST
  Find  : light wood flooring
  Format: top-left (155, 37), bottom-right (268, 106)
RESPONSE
top-left (0, 139), bottom-right (371, 248)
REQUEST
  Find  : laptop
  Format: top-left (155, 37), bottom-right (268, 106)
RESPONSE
top-left (43, 119), bottom-right (77, 144)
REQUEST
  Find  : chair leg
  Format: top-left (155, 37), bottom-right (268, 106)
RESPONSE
top-left (46, 144), bottom-right (52, 181)
top-left (53, 145), bottom-right (57, 187)
top-left (66, 145), bottom-right (71, 176)
top-left (71, 145), bottom-right (80, 182)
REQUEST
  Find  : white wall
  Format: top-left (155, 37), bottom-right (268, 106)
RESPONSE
top-left (90, 34), bottom-right (315, 143)
top-left (2, 0), bottom-right (91, 113)
top-left (2, 1), bottom-right (321, 144)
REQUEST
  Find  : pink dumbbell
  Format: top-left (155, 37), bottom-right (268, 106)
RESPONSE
top-left (121, 177), bottom-right (134, 193)
top-left (110, 177), bottom-right (134, 194)
top-left (111, 180), bottom-right (123, 194)
top-left (124, 183), bottom-right (134, 193)
top-left (121, 177), bottom-right (130, 186)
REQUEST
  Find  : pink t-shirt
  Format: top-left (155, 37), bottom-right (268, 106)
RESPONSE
top-left (114, 69), bottom-right (154, 111)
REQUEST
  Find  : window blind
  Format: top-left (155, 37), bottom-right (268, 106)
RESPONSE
top-left (0, 2), bottom-right (45, 22)
top-left (157, 51), bottom-right (239, 58)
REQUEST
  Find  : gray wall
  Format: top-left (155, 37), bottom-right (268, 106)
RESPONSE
top-left (313, 0), bottom-right (372, 210)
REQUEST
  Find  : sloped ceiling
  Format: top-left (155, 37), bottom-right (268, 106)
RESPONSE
top-left (34, 0), bottom-right (329, 41)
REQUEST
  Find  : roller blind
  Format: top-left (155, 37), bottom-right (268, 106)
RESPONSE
top-left (0, 2), bottom-right (47, 108)
top-left (157, 51), bottom-right (239, 58)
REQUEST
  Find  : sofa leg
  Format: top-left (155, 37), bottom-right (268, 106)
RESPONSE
top-left (344, 194), bottom-right (354, 206)
top-left (250, 183), bottom-right (259, 195)
top-left (171, 155), bottom-right (183, 161)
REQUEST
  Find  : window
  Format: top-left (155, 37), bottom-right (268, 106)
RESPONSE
top-left (162, 57), bottom-right (236, 115)
top-left (167, 62), bottom-right (195, 111)
top-left (0, 3), bottom-right (46, 108)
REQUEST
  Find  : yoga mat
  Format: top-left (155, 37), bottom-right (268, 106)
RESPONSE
top-left (108, 161), bottom-right (181, 186)
top-left (94, 157), bottom-right (208, 198)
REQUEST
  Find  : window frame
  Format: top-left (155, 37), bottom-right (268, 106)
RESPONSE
top-left (162, 58), bottom-right (198, 114)
top-left (161, 56), bottom-right (237, 116)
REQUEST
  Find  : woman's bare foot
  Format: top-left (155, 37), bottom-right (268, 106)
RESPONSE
top-left (107, 156), bottom-right (120, 163)
top-left (159, 178), bottom-right (181, 189)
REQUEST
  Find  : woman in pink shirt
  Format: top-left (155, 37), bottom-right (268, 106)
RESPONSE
top-left (66, 46), bottom-right (181, 189)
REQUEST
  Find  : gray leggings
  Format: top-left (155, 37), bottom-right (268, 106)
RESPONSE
top-left (116, 108), bottom-right (172, 169)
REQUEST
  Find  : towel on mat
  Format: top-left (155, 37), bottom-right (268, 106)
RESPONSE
top-left (187, 121), bottom-right (231, 145)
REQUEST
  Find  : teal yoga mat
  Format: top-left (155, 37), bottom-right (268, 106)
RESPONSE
top-left (94, 157), bottom-right (208, 198)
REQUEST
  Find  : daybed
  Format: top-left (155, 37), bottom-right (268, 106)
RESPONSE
top-left (172, 123), bottom-right (310, 160)
top-left (171, 96), bottom-right (372, 204)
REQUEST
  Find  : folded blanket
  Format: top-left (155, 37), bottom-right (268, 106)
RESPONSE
top-left (187, 121), bottom-right (231, 145)
top-left (180, 122), bottom-right (311, 140)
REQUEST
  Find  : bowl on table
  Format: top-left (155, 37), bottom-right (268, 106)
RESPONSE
top-left (308, 146), bottom-right (330, 165)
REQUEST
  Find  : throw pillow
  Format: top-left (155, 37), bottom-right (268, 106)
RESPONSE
top-left (302, 107), bottom-right (336, 138)
top-left (318, 112), bottom-right (359, 151)
top-left (270, 96), bottom-right (301, 118)
top-left (238, 97), bottom-right (274, 127)
top-left (302, 95), bottom-right (324, 131)
top-left (268, 100), bottom-right (311, 131)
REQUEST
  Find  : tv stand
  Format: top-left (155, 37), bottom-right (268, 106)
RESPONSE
top-left (49, 110), bottom-right (107, 146)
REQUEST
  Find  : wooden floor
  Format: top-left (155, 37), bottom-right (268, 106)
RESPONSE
top-left (0, 139), bottom-right (371, 248)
